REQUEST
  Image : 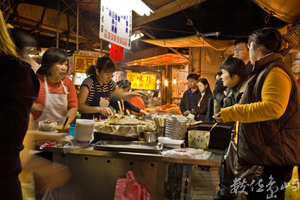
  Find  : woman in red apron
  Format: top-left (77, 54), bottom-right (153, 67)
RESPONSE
top-left (31, 48), bottom-right (78, 129)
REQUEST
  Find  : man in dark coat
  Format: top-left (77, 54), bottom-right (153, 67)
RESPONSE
top-left (180, 73), bottom-right (200, 116)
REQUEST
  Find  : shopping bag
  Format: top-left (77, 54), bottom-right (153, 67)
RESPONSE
top-left (284, 166), bottom-right (300, 200)
top-left (114, 171), bottom-right (151, 200)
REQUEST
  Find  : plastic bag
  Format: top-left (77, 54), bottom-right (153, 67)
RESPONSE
top-left (114, 171), bottom-right (151, 200)
top-left (161, 148), bottom-right (211, 159)
top-left (285, 166), bottom-right (300, 200)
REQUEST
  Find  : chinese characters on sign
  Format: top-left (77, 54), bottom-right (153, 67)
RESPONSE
top-left (113, 71), bottom-right (125, 82)
top-left (127, 72), bottom-right (156, 90)
top-left (230, 176), bottom-right (299, 199)
top-left (100, 0), bottom-right (132, 49)
top-left (110, 43), bottom-right (124, 62)
top-left (72, 54), bottom-right (98, 73)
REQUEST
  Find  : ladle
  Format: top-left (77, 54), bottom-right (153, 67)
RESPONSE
top-left (209, 122), bottom-right (218, 133)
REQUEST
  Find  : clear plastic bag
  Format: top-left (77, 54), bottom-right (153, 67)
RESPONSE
top-left (161, 148), bottom-right (211, 159)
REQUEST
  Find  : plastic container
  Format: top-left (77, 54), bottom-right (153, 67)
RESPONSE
top-left (187, 122), bottom-right (233, 150)
top-left (188, 130), bottom-right (210, 150)
top-left (69, 124), bottom-right (75, 136)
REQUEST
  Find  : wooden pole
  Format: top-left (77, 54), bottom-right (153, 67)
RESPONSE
top-left (76, 0), bottom-right (79, 53)
top-left (56, 0), bottom-right (60, 48)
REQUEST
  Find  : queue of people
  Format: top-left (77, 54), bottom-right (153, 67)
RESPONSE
top-left (178, 28), bottom-right (300, 200)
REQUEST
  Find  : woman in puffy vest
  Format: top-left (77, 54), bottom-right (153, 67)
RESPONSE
top-left (213, 27), bottom-right (300, 200)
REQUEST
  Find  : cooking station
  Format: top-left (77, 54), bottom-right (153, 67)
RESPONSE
top-left (42, 144), bottom-right (223, 200)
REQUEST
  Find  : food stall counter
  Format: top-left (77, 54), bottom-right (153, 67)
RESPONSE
top-left (39, 144), bottom-right (223, 200)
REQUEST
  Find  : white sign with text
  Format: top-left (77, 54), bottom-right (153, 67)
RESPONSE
top-left (99, 0), bottom-right (132, 50)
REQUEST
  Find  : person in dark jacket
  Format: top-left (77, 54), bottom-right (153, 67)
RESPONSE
top-left (192, 78), bottom-right (212, 121)
top-left (214, 57), bottom-right (249, 200)
top-left (180, 73), bottom-right (200, 116)
top-left (213, 37), bottom-right (253, 109)
top-left (0, 11), bottom-right (40, 200)
top-left (109, 79), bottom-right (149, 115)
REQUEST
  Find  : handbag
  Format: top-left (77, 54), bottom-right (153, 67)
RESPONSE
top-left (224, 105), bottom-right (300, 183)
top-left (224, 134), bottom-right (264, 183)
top-left (114, 171), bottom-right (151, 200)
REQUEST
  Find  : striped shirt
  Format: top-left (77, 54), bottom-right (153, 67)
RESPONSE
top-left (81, 75), bottom-right (116, 105)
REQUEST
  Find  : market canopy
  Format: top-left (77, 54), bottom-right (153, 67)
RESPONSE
top-left (124, 53), bottom-right (189, 66)
top-left (142, 35), bottom-right (234, 50)
top-left (3, 0), bottom-right (300, 51)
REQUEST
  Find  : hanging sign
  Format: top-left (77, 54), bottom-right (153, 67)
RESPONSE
top-left (110, 43), bottom-right (124, 62)
top-left (100, 0), bottom-right (132, 50)
top-left (127, 72), bottom-right (156, 90)
top-left (113, 71), bottom-right (125, 82)
top-left (72, 54), bottom-right (98, 73)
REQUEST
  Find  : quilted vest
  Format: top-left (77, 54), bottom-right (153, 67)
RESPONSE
top-left (238, 53), bottom-right (300, 166)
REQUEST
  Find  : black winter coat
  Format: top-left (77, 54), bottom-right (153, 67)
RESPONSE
top-left (192, 90), bottom-right (213, 121)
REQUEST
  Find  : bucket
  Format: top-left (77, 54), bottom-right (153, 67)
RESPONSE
top-left (188, 130), bottom-right (210, 150)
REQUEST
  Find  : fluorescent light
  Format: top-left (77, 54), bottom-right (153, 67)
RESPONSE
top-left (122, 0), bottom-right (153, 16)
top-left (131, 31), bottom-right (144, 41)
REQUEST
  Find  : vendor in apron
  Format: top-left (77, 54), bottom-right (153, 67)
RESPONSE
top-left (78, 57), bottom-right (116, 120)
top-left (31, 48), bottom-right (78, 129)
top-left (78, 57), bottom-right (147, 120)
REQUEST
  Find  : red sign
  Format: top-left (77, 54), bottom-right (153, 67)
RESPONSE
top-left (110, 43), bottom-right (124, 62)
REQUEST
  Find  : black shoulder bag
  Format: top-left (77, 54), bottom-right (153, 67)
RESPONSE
top-left (224, 106), bottom-right (300, 183)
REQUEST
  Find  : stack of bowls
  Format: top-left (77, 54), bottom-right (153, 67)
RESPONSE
top-left (75, 119), bottom-right (95, 146)
top-left (165, 116), bottom-right (187, 140)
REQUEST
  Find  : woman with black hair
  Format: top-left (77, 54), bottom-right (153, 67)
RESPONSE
top-left (109, 79), bottom-right (149, 115)
top-left (192, 78), bottom-right (213, 121)
top-left (221, 57), bottom-right (249, 108)
top-left (214, 57), bottom-right (249, 200)
top-left (78, 57), bottom-right (146, 119)
top-left (31, 47), bottom-right (78, 128)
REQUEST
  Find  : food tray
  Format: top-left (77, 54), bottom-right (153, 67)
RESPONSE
top-left (94, 140), bottom-right (163, 154)
top-left (92, 132), bottom-right (139, 143)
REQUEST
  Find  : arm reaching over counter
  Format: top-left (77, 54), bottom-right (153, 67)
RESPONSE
top-left (109, 80), bottom-right (150, 116)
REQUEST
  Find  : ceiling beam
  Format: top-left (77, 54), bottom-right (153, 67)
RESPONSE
top-left (133, 0), bottom-right (206, 27)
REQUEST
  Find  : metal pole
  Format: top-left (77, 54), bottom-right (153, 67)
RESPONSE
top-left (56, 0), bottom-right (60, 48)
top-left (100, 39), bottom-right (103, 57)
top-left (76, 0), bottom-right (79, 53)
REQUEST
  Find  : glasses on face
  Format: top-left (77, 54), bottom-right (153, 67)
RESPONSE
top-left (233, 46), bottom-right (246, 51)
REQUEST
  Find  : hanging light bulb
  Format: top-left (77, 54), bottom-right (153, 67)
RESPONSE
top-left (148, 90), bottom-right (151, 94)
top-left (164, 80), bottom-right (168, 86)
top-left (173, 77), bottom-right (177, 84)
top-left (156, 79), bottom-right (160, 84)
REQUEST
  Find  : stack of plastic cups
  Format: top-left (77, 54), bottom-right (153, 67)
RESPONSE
top-left (75, 119), bottom-right (95, 147)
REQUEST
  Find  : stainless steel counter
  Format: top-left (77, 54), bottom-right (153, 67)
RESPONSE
top-left (42, 145), bottom-right (223, 200)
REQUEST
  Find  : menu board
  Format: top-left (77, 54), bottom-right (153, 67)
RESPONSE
top-left (100, 0), bottom-right (132, 50)
top-left (127, 72), bottom-right (156, 90)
